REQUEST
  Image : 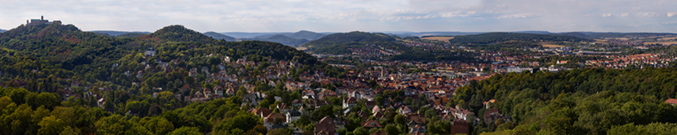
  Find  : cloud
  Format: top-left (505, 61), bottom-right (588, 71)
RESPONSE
top-left (0, 0), bottom-right (675, 32)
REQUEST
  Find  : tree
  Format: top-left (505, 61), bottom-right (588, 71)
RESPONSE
top-left (144, 117), bottom-right (175, 135)
top-left (59, 126), bottom-right (81, 135)
top-left (51, 107), bottom-right (76, 127)
top-left (352, 127), bottom-right (368, 135)
top-left (95, 114), bottom-right (151, 135)
top-left (37, 116), bottom-right (65, 135)
top-left (168, 127), bottom-right (202, 135)
top-left (213, 113), bottom-right (261, 134)
top-left (385, 124), bottom-right (400, 135)
top-left (394, 114), bottom-right (406, 125)
top-left (126, 100), bottom-right (151, 117)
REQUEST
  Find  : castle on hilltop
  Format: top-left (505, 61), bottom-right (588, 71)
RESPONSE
top-left (26, 16), bottom-right (61, 26)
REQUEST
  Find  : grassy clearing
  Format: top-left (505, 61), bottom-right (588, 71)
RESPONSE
top-left (422, 36), bottom-right (455, 43)
top-left (539, 42), bottom-right (564, 48)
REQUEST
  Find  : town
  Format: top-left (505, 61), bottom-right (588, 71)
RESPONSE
top-left (1, 16), bottom-right (677, 135)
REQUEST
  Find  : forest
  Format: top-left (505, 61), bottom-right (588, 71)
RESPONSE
top-left (0, 23), bottom-right (341, 134)
top-left (450, 68), bottom-right (677, 134)
top-left (448, 32), bottom-right (594, 45)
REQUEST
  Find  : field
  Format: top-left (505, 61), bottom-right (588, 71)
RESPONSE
top-left (295, 47), bottom-right (308, 51)
top-left (644, 41), bottom-right (677, 46)
top-left (422, 36), bottom-right (455, 43)
top-left (540, 42), bottom-right (564, 48)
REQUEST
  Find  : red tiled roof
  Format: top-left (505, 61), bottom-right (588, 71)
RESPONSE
top-left (666, 98), bottom-right (677, 105)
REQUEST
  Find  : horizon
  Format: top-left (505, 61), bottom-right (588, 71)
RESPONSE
top-left (4, 24), bottom-right (677, 34)
top-left (1, 0), bottom-right (676, 33)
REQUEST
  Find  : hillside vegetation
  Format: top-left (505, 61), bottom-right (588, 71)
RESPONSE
top-left (0, 23), bottom-right (345, 134)
top-left (451, 68), bottom-right (677, 134)
top-left (449, 32), bottom-right (594, 45)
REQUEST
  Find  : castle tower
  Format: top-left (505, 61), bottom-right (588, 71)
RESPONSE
top-left (41, 16), bottom-right (44, 21)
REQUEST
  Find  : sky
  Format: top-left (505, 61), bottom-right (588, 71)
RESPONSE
top-left (1, 0), bottom-right (676, 33)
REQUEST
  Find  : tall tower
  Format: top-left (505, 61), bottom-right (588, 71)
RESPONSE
top-left (41, 16), bottom-right (44, 21)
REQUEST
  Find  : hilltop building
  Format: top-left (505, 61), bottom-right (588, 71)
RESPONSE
top-left (26, 16), bottom-right (61, 26)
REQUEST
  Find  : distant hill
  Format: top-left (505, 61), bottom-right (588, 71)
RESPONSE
top-left (0, 29), bottom-right (5, 33)
top-left (554, 32), bottom-right (677, 39)
top-left (116, 32), bottom-right (149, 38)
top-left (387, 31), bottom-right (482, 37)
top-left (203, 32), bottom-right (236, 41)
top-left (245, 35), bottom-right (309, 46)
top-left (277, 30), bottom-right (325, 40)
top-left (303, 31), bottom-right (470, 61)
top-left (240, 30), bottom-right (325, 46)
top-left (90, 30), bottom-right (150, 37)
top-left (221, 32), bottom-right (284, 38)
top-left (146, 25), bottom-right (215, 42)
top-left (449, 32), bottom-right (594, 45)
top-left (304, 31), bottom-right (397, 54)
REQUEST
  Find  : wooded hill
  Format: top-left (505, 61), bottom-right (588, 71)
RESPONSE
top-left (451, 68), bottom-right (677, 134)
top-left (303, 31), bottom-right (473, 61)
top-left (448, 32), bottom-right (594, 45)
top-left (0, 23), bottom-right (339, 134)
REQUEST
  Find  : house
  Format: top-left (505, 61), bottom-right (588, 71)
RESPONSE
top-left (343, 97), bottom-right (357, 109)
top-left (407, 115), bottom-right (426, 129)
top-left (292, 99), bottom-right (303, 108)
top-left (666, 98), bottom-right (677, 106)
top-left (365, 101), bottom-right (376, 109)
top-left (253, 107), bottom-right (272, 118)
top-left (315, 116), bottom-right (336, 135)
top-left (225, 88), bottom-right (235, 96)
top-left (362, 119), bottom-right (382, 130)
top-left (483, 109), bottom-right (502, 125)
top-left (398, 106), bottom-right (412, 115)
top-left (203, 88), bottom-right (212, 98)
top-left (357, 111), bottom-right (370, 120)
top-left (264, 113), bottom-right (286, 130)
top-left (451, 119), bottom-right (470, 135)
top-left (145, 47), bottom-right (156, 57)
top-left (372, 105), bottom-right (381, 114)
top-left (373, 111), bottom-right (386, 120)
top-left (483, 99), bottom-right (496, 109)
top-left (409, 125), bottom-right (426, 134)
top-left (213, 85), bottom-right (224, 97)
top-left (277, 103), bottom-right (291, 114)
top-left (285, 110), bottom-right (301, 124)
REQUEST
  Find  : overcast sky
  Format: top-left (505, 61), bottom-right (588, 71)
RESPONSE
top-left (1, 0), bottom-right (676, 32)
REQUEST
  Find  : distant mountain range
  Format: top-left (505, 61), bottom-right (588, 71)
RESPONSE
top-left (203, 32), bottom-right (236, 41)
top-left (234, 30), bottom-right (327, 46)
top-left (0, 29), bottom-right (5, 33)
top-left (89, 30), bottom-right (151, 37)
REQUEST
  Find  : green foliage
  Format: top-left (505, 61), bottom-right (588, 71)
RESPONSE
top-left (37, 116), bottom-right (65, 135)
top-left (167, 127), bottom-right (202, 135)
top-left (95, 114), bottom-right (152, 135)
top-left (607, 123), bottom-right (677, 135)
top-left (247, 35), bottom-right (309, 46)
top-left (143, 117), bottom-right (175, 135)
top-left (352, 127), bottom-right (369, 135)
top-left (213, 112), bottom-right (261, 134)
top-left (449, 32), bottom-right (593, 45)
top-left (0, 24), bottom-right (317, 135)
top-left (467, 68), bottom-right (677, 134)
